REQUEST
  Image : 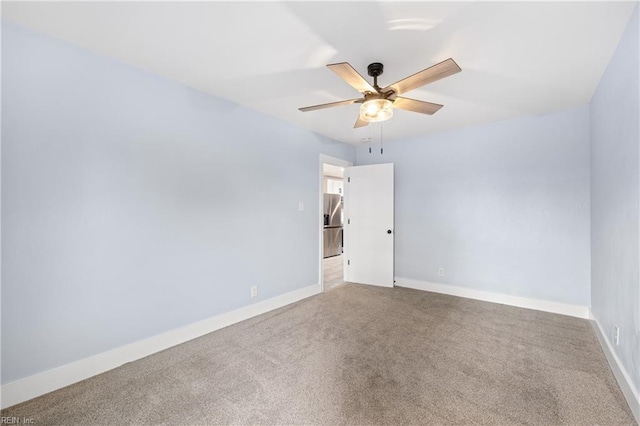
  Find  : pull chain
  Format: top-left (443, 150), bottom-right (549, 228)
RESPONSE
top-left (380, 123), bottom-right (384, 154)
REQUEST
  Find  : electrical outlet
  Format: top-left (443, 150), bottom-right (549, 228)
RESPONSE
top-left (251, 286), bottom-right (258, 298)
top-left (614, 325), bottom-right (620, 345)
top-left (438, 267), bottom-right (445, 277)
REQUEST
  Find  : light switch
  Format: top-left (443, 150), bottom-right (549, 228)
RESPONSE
top-left (298, 201), bottom-right (304, 212)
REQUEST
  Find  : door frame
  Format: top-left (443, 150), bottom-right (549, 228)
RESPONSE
top-left (319, 154), bottom-right (353, 292)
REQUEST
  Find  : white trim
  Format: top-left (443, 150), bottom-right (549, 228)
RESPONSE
top-left (590, 310), bottom-right (640, 423)
top-left (318, 154), bottom-right (352, 292)
top-left (0, 284), bottom-right (321, 409)
top-left (394, 277), bottom-right (590, 319)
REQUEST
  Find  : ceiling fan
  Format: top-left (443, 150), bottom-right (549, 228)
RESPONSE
top-left (299, 59), bottom-right (461, 128)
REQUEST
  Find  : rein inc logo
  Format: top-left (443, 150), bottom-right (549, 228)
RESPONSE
top-left (1, 418), bottom-right (34, 424)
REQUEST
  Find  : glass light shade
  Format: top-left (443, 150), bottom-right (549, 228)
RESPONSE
top-left (359, 99), bottom-right (393, 123)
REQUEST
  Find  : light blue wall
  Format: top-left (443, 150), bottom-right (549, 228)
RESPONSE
top-left (357, 106), bottom-right (591, 306)
top-left (1, 22), bottom-right (355, 384)
top-left (590, 5), bottom-right (639, 392)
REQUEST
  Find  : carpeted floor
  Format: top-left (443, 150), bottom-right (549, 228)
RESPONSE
top-left (2, 284), bottom-right (636, 425)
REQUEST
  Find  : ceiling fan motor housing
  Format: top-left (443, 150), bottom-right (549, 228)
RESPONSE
top-left (367, 63), bottom-right (384, 91)
top-left (367, 62), bottom-right (384, 77)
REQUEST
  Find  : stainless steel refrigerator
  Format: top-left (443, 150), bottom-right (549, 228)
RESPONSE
top-left (323, 193), bottom-right (343, 258)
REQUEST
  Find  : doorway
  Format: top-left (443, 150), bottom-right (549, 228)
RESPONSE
top-left (319, 155), bottom-right (352, 292)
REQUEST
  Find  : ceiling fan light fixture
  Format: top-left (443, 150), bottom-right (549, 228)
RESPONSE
top-left (299, 59), bottom-right (461, 129)
top-left (359, 99), bottom-right (393, 123)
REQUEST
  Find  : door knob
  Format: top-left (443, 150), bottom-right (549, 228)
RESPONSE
top-left (387, 229), bottom-right (392, 234)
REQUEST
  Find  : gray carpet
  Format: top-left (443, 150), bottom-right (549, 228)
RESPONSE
top-left (2, 284), bottom-right (636, 425)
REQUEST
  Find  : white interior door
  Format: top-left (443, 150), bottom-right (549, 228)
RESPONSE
top-left (344, 163), bottom-right (394, 287)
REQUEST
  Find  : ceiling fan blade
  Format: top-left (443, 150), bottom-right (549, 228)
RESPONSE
top-left (354, 116), bottom-right (369, 128)
top-left (393, 97), bottom-right (443, 115)
top-left (327, 62), bottom-right (376, 94)
top-left (382, 58), bottom-right (461, 96)
top-left (299, 98), bottom-right (362, 112)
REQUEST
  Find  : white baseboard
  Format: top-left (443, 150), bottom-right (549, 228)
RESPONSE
top-left (590, 311), bottom-right (640, 423)
top-left (394, 277), bottom-right (590, 319)
top-left (0, 284), bottom-right (321, 409)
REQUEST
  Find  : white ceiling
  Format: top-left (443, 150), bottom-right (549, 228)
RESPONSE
top-left (3, 1), bottom-right (636, 145)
